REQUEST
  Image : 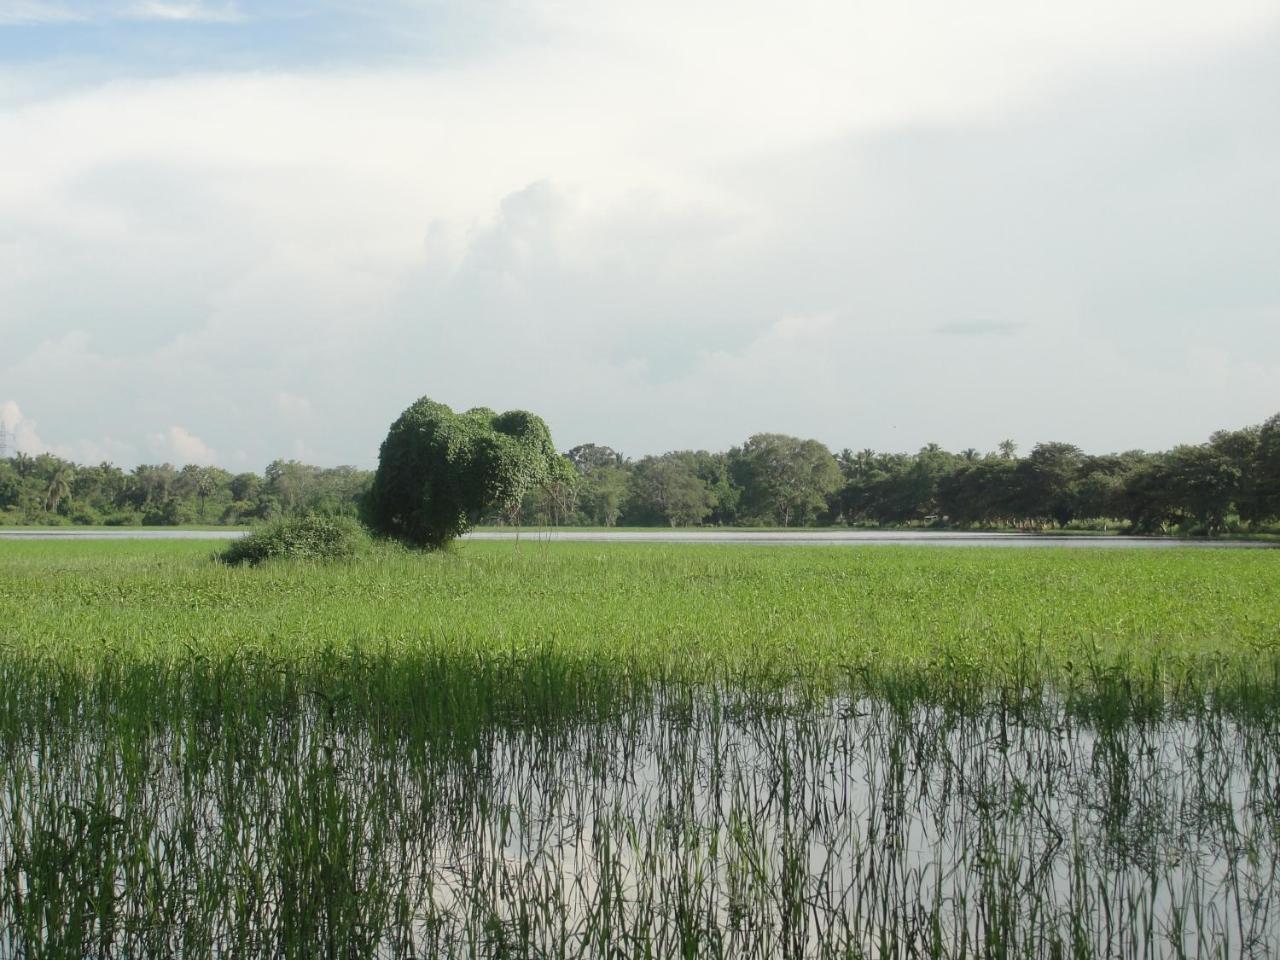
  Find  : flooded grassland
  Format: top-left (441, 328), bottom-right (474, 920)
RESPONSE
top-left (1, 541), bottom-right (1277, 957)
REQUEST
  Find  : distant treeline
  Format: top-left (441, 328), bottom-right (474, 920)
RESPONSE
top-left (0, 458), bottom-right (371, 528)
top-left (3, 412), bottom-right (1279, 534)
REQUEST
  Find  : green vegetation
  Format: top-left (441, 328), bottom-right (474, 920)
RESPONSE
top-left (554, 414), bottom-right (1280, 534)
top-left (3, 410), bottom-right (1278, 536)
top-left (0, 454), bottom-right (371, 527)
top-left (218, 514), bottom-right (372, 566)
top-left (0, 540), bottom-right (1275, 704)
top-left (363, 397), bottom-right (569, 548)
top-left (2, 540), bottom-right (1278, 956)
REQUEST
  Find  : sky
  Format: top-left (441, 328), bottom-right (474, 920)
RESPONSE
top-left (0, 0), bottom-right (1277, 469)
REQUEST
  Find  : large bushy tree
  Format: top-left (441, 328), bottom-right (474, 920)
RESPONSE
top-left (1013, 442), bottom-right (1084, 527)
top-left (579, 465), bottom-right (629, 526)
top-left (937, 457), bottom-right (1018, 526)
top-left (1255, 414), bottom-right (1280, 522)
top-left (627, 453), bottom-right (716, 527)
top-left (731, 433), bottom-right (841, 526)
top-left (363, 397), bottom-right (566, 548)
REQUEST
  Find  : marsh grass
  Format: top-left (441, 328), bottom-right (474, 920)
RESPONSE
top-left (1, 541), bottom-right (1278, 956)
top-left (2, 540), bottom-right (1277, 704)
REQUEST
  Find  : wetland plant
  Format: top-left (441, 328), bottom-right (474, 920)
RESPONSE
top-left (3, 541), bottom-right (1279, 956)
top-left (1, 659), bottom-right (1277, 958)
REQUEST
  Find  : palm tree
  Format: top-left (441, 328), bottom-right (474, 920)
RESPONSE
top-left (13, 451), bottom-right (33, 477)
top-left (45, 467), bottom-right (74, 514)
top-left (195, 471), bottom-right (216, 521)
top-left (853, 448), bottom-right (876, 479)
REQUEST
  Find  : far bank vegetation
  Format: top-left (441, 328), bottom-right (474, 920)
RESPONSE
top-left (3, 413), bottom-right (1279, 537)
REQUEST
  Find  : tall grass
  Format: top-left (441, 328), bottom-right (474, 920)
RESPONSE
top-left (1, 541), bottom-right (1278, 956)
top-left (1, 540), bottom-right (1276, 706)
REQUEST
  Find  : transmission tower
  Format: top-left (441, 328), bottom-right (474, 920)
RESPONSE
top-left (0, 422), bottom-right (11, 460)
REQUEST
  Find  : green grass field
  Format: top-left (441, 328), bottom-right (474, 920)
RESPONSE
top-left (2, 539), bottom-right (1277, 706)
top-left (2, 540), bottom-right (1278, 957)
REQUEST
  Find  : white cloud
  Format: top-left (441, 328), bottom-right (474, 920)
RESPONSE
top-left (122, 1), bottom-right (243, 22)
top-left (0, 400), bottom-right (47, 453)
top-left (1, 399), bottom-right (134, 462)
top-left (0, 0), bottom-right (1277, 464)
top-left (149, 426), bottom-right (217, 465)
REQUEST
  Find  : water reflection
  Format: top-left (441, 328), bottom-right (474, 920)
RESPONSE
top-left (2, 689), bottom-right (1277, 957)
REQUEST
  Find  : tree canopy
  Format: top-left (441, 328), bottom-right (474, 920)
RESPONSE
top-left (731, 433), bottom-right (840, 526)
top-left (362, 398), bottom-right (567, 548)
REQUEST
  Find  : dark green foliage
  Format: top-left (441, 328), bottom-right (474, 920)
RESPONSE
top-left (1013, 442), bottom-right (1085, 526)
top-left (219, 514), bottom-right (371, 566)
top-left (363, 397), bottom-right (565, 548)
top-left (143, 498), bottom-right (194, 527)
top-left (731, 434), bottom-right (842, 526)
top-left (936, 458), bottom-right (1019, 526)
top-left (566, 442), bottom-right (623, 472)
top-left (576, 464), bottom-right (629, 526)
top-left (625, 452), bottom-right (717, 527)
top-left (1256, 414), bottom-right (1280, 520)
top-left (0, 454), bottom-right (373, 528)
top-left (3, 409), bottom-right (1280, 534)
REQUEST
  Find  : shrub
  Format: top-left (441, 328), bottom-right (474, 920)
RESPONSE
top-left (219, 514), bottom-right (372, 566)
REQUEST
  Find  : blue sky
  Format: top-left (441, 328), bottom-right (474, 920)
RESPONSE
top-left (0, 2), bottom-right (501, 76)
top-left (1, 0), bottom-right (1278, 468)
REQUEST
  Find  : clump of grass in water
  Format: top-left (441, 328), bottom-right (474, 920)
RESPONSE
top-left (218, 514), bottom-right (372, 566)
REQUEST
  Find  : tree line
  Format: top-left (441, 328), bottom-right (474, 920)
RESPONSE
top-left (522, 413), bottom-right (1280, 536)
top-left (3, 411), bottom-right (1278, 534)
top-left (0, 457), bottom-right (371, 527)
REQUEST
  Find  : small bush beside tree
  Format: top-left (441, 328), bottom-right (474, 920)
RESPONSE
top-left (219, 514), bottom-right (371, 566)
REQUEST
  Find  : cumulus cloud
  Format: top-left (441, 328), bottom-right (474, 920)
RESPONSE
top-left (149, 426), bottom-right (217, 465)
top-left (1, 399), bottom-right (134, 462)
top-left (0, 400), bottom-right (47, 453)
top-left (0, 0), bottom-right (1277, 465)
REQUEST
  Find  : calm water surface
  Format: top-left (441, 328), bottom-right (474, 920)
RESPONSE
top-left (3, 687), bottom-right (1275, 957)
top-left (1, 527), bottom-right (1274, 547)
